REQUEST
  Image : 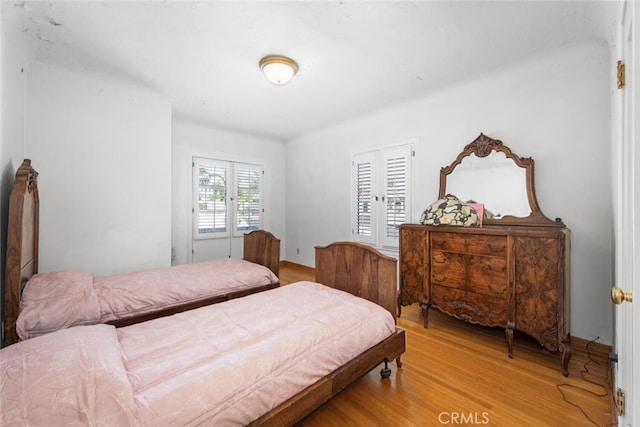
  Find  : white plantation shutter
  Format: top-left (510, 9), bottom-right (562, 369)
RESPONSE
top-left (193, 158), bottom-right (263, 239)
top-left (194, 159), bottom-right (229, 238)
top-left (234, 164), bottom-right (263, 235)
top-left (352, 151), bottom-right (377, 244)
top-left (352, 143), bottom-right (413, 248)
top-left (356, 161), bottom-right (372, 235)
top-left (382, 146), bottom-right (412, 247)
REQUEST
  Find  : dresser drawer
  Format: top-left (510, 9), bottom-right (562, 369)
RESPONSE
top-left (431, 251), bottom-right (508, 296)
top-left (430, 251), bottom-right (465, 289)
top-left (432, 285), bottom-right (507, 326)
top-left (466, 255), bottom-right (508, 297)
top-left (431, 232), bottom-right (507, 256)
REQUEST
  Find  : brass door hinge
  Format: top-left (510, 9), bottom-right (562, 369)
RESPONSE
top-left (617, 60), bottom-right (626, 89)
top-left (616, 387), bottom-right (626, 415)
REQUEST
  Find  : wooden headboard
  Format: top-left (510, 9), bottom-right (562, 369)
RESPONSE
top-left (243, 229), bottom-right (281, 277)
top-left (315, 241), bottom-right (398, 322)
top-left (3, 159), bottom-right (39, 348)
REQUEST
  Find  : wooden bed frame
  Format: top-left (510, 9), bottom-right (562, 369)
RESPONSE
top-left (249, 241), bottom-right (405, 426)
top-left (2, 159), bottom-right (281, 346)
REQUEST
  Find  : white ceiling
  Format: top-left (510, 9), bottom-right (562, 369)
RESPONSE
top-left (12, 1), bottom-right (618, 140)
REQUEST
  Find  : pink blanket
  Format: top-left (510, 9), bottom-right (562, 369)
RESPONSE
top-left (2, 282), bottom-right (395, 426)
top-left (0, 324), bottom-right (139, 425)
top-left (16, 258), bottom-right (278, 340)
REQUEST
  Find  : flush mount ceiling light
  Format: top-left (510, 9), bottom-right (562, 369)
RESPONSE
top-left (259, 55), bottom-right (299, 86)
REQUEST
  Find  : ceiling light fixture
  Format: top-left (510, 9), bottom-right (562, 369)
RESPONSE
top-left (259, 55), bottom-right (299, 86)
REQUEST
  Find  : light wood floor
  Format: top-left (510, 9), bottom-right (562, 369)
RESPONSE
top-left (279, 262), bottom-right (617, 427)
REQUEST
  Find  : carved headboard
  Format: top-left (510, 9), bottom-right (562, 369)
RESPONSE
top-left (3, 159), bottom-right (39, 347)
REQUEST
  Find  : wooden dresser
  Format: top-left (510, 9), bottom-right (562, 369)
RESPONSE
top-left (401, 134), bottom-right (572, 376)
top-left (399, 223), bottom-right (570, 375)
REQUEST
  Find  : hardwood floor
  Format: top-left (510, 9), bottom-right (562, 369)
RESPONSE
top-left (279, 262), bottom-right (617, 427)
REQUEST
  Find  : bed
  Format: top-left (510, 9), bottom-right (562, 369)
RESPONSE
top-left (3, 159), bottom-right (281, 346)
top-left (1, 241), bottom-right (406, 426)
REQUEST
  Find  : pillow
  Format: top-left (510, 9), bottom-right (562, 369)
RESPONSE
top-left (17, 270), bottom-right (101, 340)
top-left (420, 194), bottom-right (479, 226)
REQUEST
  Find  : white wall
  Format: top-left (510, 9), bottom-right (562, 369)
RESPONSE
top-left (172, 119), bottom-right (286, 265)
top-left (286, 40), bottom-right (613, 345)
top-left (25, 60), bottom-right (172, 276)
top-left (0, 3), bottom-right (28, 171)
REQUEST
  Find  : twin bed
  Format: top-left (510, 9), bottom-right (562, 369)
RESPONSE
top-left (1, 159), bottom-right (406, 425)
top-left (3, 160), bottom-right (281, 344)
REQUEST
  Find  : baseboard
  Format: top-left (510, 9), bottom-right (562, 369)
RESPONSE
top-left (280, 260), bottom-right (315, 275)
top-left (570, 336), bottom-right (617, 419)
top-left (570, 335), bottom-right (612, 360)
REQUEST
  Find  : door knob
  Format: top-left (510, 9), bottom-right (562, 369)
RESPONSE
top-left (611, 287), bottom-right (633, 305)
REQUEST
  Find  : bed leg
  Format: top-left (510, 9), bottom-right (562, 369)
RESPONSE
top-left (380, 359), bottom-right (392, 379)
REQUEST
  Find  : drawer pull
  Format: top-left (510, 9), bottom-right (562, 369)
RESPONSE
top-left (433, 256), bottom-right (446, 264)
top-left (432, 239), bottom-right (445, 247)
top-left (489, 284), bottom-right (506, 295)
top-left (489, 265), bottom-right (506, 273)
top-left (433, 274), bottom-right (445, 283)
top-left (487, 244), bottom-right (506, 252)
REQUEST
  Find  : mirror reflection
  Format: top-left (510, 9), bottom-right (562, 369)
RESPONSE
top-left (446, 151), bottom-right (531, 218)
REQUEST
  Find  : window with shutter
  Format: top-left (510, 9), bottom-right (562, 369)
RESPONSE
top-left (352, 151), bottom-right (377, 244)
top-left (234, 164), bottom-right (263, 234)
top-left (193, 157), bottom-right (263, 240)
top-left (351, 143), bottom-right (414, 249)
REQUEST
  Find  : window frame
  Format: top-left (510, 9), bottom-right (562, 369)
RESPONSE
top-left (351, 142), bottom-right (414, 249)
top-left (193, 157), bottom-right (264, 240)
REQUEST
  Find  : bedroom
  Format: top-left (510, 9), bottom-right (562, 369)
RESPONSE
top-left (0, 0), bottom-right (636, 425)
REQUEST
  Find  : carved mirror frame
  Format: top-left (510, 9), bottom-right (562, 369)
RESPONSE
top-left (439, 133), bottom-right (565, 227)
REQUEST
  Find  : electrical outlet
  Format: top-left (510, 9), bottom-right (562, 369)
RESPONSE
top-left (296, 248), bottom-right (300, 255)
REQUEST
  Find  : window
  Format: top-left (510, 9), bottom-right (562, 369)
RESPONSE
top-left (234, 165), bottom-right (262, 232)
top-left (193, 157), bottom-right (263, 239)
top-left (353, 151), bottom-right (377, 244)
top-left (351, 143), bottom-right (414, 248)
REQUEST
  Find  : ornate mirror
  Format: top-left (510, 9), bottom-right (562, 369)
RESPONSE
top-left (439, 133), bottom-right (564, 227)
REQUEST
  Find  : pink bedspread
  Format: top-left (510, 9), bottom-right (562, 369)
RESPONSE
top-left (95, 258), bottom-right (278, 323)
top-left (1, 324), bottom-right (139, 425)
top-left (2, 282), bottom-right (396, 426)
top-left (16, 258), bottom-right (278, 340)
